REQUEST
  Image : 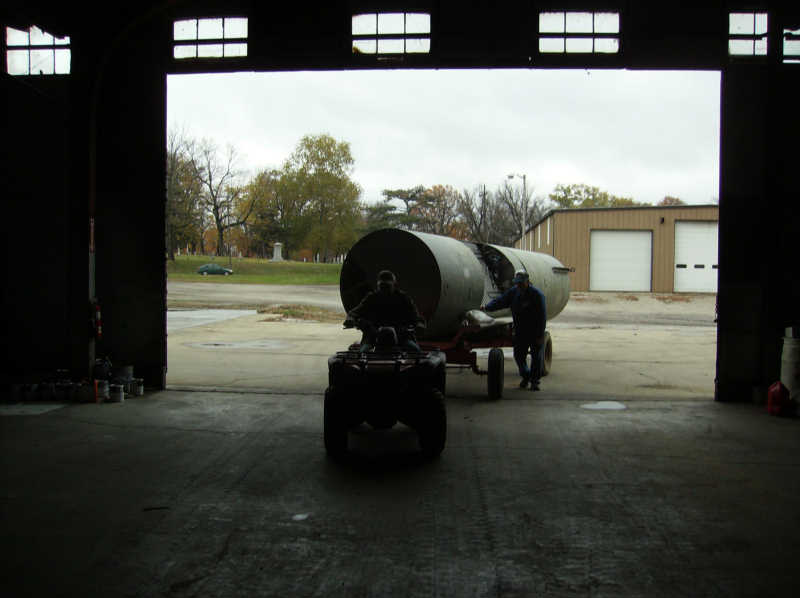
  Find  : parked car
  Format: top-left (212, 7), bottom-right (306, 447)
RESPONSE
top-left (197, 263), bottom-right (233, 276)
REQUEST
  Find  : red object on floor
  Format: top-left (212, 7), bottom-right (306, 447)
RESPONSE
top-left (767, 381), bottom-right (793, 416)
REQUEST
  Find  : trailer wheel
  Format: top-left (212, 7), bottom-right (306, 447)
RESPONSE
top-left (487, 348), bottom-right (504, 400)
top-left (541, 331), bottom-right (553, 377)
top-left (323, 386), bottom-right (348, 459)
top-left (418, 387), bottom-right (446, 458)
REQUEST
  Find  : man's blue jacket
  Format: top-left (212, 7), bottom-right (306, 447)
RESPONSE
top-left (484, 285), bottom-right (547, 341)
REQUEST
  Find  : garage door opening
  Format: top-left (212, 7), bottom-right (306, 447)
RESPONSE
top-left (165, 68), bottom-right (720, 397)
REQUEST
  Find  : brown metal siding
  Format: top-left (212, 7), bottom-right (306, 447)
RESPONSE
top-left (548, 206), bottom-right (719, 292)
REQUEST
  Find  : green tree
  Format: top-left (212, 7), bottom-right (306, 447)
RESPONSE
top-left (381, 186), bottom-right (427, 230)
top-left (166, 129), bottom-right (204, 259)
top-left (549, 183), bottom-right (647, 209)
top-left (361, 201), bottom-right (407, 235)
top-left (285, 134), bottom-right (362, 261)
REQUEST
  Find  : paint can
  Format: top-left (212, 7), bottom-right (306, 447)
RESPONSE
top-left (95, 379), bottom-right (110, 402)
top-left (107, 384), bottom-right (125, 403)
top-left (780, 337), bottom-right (800, 400)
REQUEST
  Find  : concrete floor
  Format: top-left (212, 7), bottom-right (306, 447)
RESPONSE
top-left (2, 391), bottom-right (799, 597)
top-left (4, 292), bottom-right (799, 597)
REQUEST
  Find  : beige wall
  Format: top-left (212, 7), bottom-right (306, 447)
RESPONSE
top-left (548, 206), bottom-right (719, 292)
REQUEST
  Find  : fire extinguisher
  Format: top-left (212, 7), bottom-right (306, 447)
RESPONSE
top-left (90, 300), bottom-right (103, 340)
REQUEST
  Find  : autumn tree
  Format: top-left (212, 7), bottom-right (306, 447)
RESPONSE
top-left (657, 195), bottom-right (685, 206)
top-left (549, 183), bottom-right (647, 209)
top-left (188, 139), bottom-right (255, 256)
top-left (284, 134), bottom-right (362, 261)
top-left (411, 185), bottom-right (463, 237)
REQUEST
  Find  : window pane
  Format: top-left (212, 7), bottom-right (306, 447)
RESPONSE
top-left (539, 37), bottom-right (565, 53)
top-left (353, 39), bottom-right (376, 54)
top-left (729, 39), bottom-right (754, 55)
top-left (566, 37), bottom-right (593, 53)
top-left (54, 48), bottom-right (70, 73)
top-left (174, 20), bottom-right (197, 41)
top-left (198, 18), bottom-right (223, 40)
top-left (6, 27), bottom-right (29, 46)
top-left (224, 18), bottom-right (247, 39)
top-left (54, 35), bottom-right (70, 46)
top-left (30, 49), bottom-right (54, 74)
top-left (594, 38), bottom-right (619, 53)
top-left (378, 13), bottom-right (404, 34)
top-left (198, 43), bottom-right (224, 57)
top-left (755, 13), bottom-right (768, 35)
top-left (406, 13), bottom-right (430, 34)
top-left (729, 13), bottom-right (754, 35)
top-left (539, 13), bottom-right (564, 33)
top-left (352, 14), bottom-right (376, 35)
top-left (29, 26), bottom-right (54, 45)
top-left (594, 13), bottom-right (619, 34)
top-left (754, 37), bottom-right (768, 55)
top-left (174, 45), bottom-right (197, 59)
top-left (406, 38), bottom-right (430, 53)
top-left (565, 12), bottom-right (593, 33)
top-left (785, 36), bottom-right (800, 57)
top-left (224, 42), bottom-right (247, 57)
top-left (7, 49), bottom-right (29, 74)
top-left (378, 38), bottom-right (404, 54)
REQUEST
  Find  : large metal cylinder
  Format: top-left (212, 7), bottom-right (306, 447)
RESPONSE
top-left (341, 228), bottom-right (570, 339)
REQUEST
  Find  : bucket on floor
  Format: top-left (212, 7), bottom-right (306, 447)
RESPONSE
top-left (132, 378), bottom-right (144, 396)
top-left (780, 337), bottom-right (800, 400)
top-left (107, 384), bottom-right (124, 403)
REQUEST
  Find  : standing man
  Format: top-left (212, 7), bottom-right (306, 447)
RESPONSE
top-left (482, 270), bottom-right (547, 390)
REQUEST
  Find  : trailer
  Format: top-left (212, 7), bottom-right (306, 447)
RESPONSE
top-left (340, 228), bottom-right (570, 399)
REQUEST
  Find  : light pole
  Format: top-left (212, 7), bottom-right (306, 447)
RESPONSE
top-left (508, 173), bottom-right (527, 251)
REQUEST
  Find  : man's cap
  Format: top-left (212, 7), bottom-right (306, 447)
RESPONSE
top-left (513, 269), bottom-right (529, 284)
top-left (377, 270), bottom-right (396, 283)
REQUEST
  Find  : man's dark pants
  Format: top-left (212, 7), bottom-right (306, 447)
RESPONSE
top-left (513, 336), bottom-right (544, 383)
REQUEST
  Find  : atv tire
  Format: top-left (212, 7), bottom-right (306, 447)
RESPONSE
top-left (323, 386), bottom-right (348, 459)
top-left (418, 387), bottom-right (447, 459)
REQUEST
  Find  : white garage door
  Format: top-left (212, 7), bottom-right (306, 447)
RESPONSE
top-left (674, 221), bottom-right (718, 293)
top-left (589, 230), bottom-right (652, 291)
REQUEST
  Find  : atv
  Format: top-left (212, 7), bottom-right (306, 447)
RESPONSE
top-left (324, 321), bottom-right (447, 459)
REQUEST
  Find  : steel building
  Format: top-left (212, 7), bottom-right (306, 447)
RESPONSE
top-left (516, 205), bottom-right (720, 293)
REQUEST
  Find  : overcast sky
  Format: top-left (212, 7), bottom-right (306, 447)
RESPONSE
top-left (167, 68), bottom-right (720, 206)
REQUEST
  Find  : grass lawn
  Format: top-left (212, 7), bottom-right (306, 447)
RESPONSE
top-left (166, 255), bottom-right (341, 285)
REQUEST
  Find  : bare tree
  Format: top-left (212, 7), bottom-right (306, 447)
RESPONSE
top-left (496, 180), bottom-right (548, 245)
top-left (458, 185), bottom-right (520, 246)
top-left (188, 139), bottom-right (255, 256)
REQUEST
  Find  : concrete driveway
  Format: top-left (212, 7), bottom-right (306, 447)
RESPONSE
top-left (166, 283), bottom-right (717, 399)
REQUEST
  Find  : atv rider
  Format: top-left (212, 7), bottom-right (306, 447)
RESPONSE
top-left (344, 270), bottom-right (425, 352)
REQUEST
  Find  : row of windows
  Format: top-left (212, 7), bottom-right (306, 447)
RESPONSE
top-left (6, 12), bottom-right (799, 76)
